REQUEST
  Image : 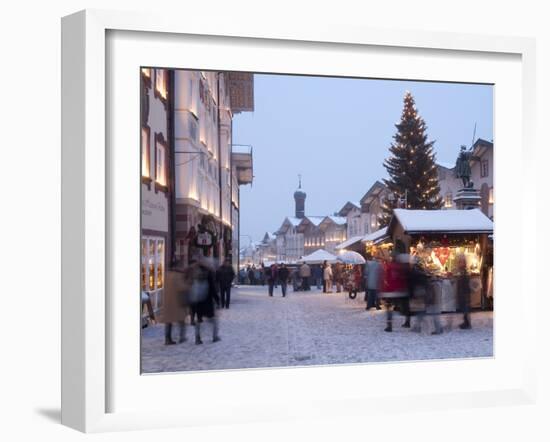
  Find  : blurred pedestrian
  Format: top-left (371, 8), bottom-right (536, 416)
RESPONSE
top-left (141, 290), bottom-right (156, 327)
top-left (278, 263), bottom-right (290, 297)
top-left (379, 255), bottom-right (409, 332)
top-left (365, 255), bottom-right (382, 310)
top-left (159, 262), bottom-right (189, 345)
top-left (185, 258), bottom-right (221, 345)
top-left (299, 261), bottom-right (311, 291)
top-left (322, 261), bottom-right (328, 292)
top-left (267, 263), bottom-right (277, 296)
top-left (313, 264), bottom-right (322, 290)
top-left (334, 262), bottom-right (344, 292)
top-left (456, 253), bottom-right (472, 329)
top-left (248, 266), bottom-right (256, 285)
top-left (324, 263), bottom-right (333, 293)
top-left (216, 258), bottom-right (235, 309)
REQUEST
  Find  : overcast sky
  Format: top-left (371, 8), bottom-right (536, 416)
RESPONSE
top-left (232, 74), bottom-right (493, 244)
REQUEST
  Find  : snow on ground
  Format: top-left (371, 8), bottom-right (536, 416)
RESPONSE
top-left (141, 285), bottom-right (493, 374)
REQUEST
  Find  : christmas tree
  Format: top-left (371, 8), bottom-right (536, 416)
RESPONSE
top-left (380, 91), bottom-right (443, 226)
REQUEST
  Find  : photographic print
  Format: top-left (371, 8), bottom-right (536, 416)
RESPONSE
top-left (140, 68), bottom-right (494, 374)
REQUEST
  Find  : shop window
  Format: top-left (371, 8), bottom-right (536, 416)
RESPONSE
top-left (444, 192), bottom-right (453, 208)
top-left (141, 237), bottom-right (165, 292)
top-left (141, 126), bottom-right (151, 179)
top-left (489, 187), bottom-right (494, 204)
top-left (155, 134), bottom-right (167, 188)
top-left (481, 159), bottom-right (489, 178)
top-left (154, 69), bottom-right (168, 102)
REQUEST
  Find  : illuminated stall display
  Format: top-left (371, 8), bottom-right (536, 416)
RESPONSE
top-left (386, 209), bottom-right (494, 310)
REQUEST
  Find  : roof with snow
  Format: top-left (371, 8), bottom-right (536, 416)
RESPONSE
top-left (337, 201), bottom-right (361, 217)
top-left (361, 227), bottom-right (389, 244)
top-left (324, 215), bottom-right (347, 225)
top-left (390, 209), bottom-right (493, 234)
top-left (300, 249), bottom-right (338, 264)
top-left (335, 235), bottom-right (364, 250)
top-left (304, 216), bottom-right (325, 227)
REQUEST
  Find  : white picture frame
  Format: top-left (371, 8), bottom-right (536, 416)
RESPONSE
top-left (61, 9), bottom-right (537, 433)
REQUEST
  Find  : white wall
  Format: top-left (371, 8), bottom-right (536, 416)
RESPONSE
top-left (5, 1), bottom-right (548, 441)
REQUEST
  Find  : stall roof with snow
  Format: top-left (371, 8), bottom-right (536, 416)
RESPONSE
top-left (361, 227), bottom-right (389, 244)
top-left (335, 235), bottom-right (364, 250)
top-left (389, 209), bottom-right (493, 235)
top-left (300, 249), bottom-right (338, 264)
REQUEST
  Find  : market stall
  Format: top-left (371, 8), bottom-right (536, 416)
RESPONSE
top-left (387, 209), bottom-right (494, 311)
top-left (361, 227), bottom-right (392, 259)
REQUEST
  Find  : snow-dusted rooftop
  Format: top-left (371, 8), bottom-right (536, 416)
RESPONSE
top-left (392, 209), bottom-right (493, 234)
top-left (300, 249), bottom-right (338, 264)
top-left (361, 227), bottom-right (389, 244)
top-left (335, 235), bottom-right (364, 250)
top-left (286, 217), bottom-right (303, 227)
top-left (304, 216), bottom-right (325, 226)
top-left (325, 215), bottom-right (347, 225)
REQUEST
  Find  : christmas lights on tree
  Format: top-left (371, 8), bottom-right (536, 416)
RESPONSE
top-left (380, 91), bottom-right (443, 226)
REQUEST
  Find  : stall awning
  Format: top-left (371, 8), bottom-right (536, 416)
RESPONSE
top-left (300, 249), bottom-right (338, 264)
top-left (391, 209), bottom-right (493, 235)
top-left (361, 227), bottom-right (389, 245)
top-left (335, 235), bottom-right (363, 250)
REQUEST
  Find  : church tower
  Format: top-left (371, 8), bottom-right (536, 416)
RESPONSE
top-left (294, 175), bottom-right (306, 219)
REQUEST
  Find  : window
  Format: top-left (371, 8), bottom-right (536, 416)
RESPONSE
top-left (489, 187), bottom-right (494, 204)
top-left (444, 192), bottom-right (453, 208)
top-left (481, 159), bottom-right (489, 178)
top-left (154, 69), bottom-right (168, 101)
top-left (155, 134), bottom-right (167, 187)
top-left (141, 237), bottom-right (165, 292)
top-left (141, 126), bottom-right (151, 179)
top-left (370, 213), bottom-right (378, 231)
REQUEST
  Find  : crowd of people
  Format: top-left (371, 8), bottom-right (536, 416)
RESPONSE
top-left (361, 251), bottom-right (474, 334)
top-left (143, 250), bottom-right (475, 346)
top-left (237, 252), bottom-right (474, 335)
top-left (142, 256), bottom-right (236, 346)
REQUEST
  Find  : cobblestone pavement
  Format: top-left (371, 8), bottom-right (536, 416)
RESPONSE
top-left (141, 285), bottom-right (493, 374)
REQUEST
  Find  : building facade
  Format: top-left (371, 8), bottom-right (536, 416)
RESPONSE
top-left (359, 181), bottom-right (391, 235)
top-left (141, 69), bottom-right (254, 313)
top-left (437, 139), bottom-right (494, 219)
top-left (171, 70), bottom-right (254, 269)
top-left (140, 68), bottom-right (171, 311)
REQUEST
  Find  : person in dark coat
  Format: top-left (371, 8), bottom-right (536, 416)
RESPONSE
top-left (278, 263), bottom-right (290, 297)
top-left (184, 258), bottom-right (221, 345)
top-left (456, 253), bottom-right (472, 329)
top-left (267, 264), bottom-right (278, 296)
top-left (313, 264), bottom-right (322, 290)
top-left (216, 258), bottom-right (236, 309)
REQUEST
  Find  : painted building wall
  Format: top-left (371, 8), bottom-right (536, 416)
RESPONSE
top-left (140, 68), bottom-right (170, 312)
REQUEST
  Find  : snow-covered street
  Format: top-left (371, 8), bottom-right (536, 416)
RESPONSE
top-left (141, 285), bottom-right (493, 374)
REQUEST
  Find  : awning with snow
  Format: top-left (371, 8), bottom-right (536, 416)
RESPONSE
top-left (300, 249), bottom-right (338, 264)
top-left (361, 227), bottom-right (389, 245)
top-left (390, 209), bottom-right (493, 235)
top-left (335, 235), bottom-right (364, 250)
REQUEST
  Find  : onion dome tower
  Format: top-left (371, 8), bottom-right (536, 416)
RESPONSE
top-left (294, 174), bottom-right (306, 219)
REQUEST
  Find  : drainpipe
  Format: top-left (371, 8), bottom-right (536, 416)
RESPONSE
top-left (168, 70), bottom-right (177, 266)
top-left (217, 73), bottom-right (223, 261)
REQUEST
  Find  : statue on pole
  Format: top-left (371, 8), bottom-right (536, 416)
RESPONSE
top-left (455, 145), bottom-right (473, 188)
